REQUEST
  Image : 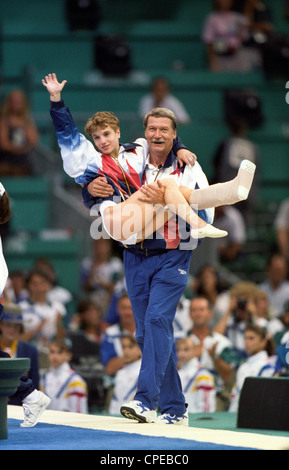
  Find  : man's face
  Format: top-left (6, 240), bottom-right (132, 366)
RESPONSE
top-left (189, 298), bottom-right (212, 326)
top-left (145, 116), bottom-right (176, 159)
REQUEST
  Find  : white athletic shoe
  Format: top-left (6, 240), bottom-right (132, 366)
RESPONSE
top-left (120, 400), bottom-right (157, 423)
top-left (156, 408), bottom-right (189, 426)
top-left (238, 159), bottom-right (256, 200)
top-left (20, 391), bottom-right (51, 428)
top-left (191, 224), bottom-right (228, 239)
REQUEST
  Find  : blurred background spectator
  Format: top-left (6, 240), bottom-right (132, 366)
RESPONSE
top-left (259, 253), bottom-right (289, 318)
top-left (139, 77), bottom-right (191, 124)
top-left (1, 0), bottom-right (288, 420)
top-left (68, 298), bottom-right (107, 411)
top-left (0, 89), bottom-right (39, 176)
top-left (274, 199), bottom-right (289, 261)
top-left (202, 0), bottom-right (258, 72)
top-left (81, 238), bottom-right (123, 315)
top-left (212, 118), bottom-right (259, 224)
top-left (0, 303), bottom-right (40, 401)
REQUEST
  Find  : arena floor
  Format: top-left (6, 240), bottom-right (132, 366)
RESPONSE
top-left (1, 405), bottom-right (288, 451)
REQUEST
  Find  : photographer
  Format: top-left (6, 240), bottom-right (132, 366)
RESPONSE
top-left (214, 281), bottom-right (260, 353)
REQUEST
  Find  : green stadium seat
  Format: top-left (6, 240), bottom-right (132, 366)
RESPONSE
top-left (4, 236), bottom-right (80, 294)
top-left (1, 177), bottom-right (50, 233)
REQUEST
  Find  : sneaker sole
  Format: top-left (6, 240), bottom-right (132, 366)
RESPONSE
top-left (120, 405), bottom-right (151, 423)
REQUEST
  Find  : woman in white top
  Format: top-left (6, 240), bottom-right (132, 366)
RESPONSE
top-left (229, 324), bottom-right (276, 412)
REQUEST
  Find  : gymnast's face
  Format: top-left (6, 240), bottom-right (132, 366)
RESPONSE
top-left (91, 125), bottom-right (120, 159)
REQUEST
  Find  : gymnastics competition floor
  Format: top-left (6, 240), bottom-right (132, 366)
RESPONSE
top-left (1, 405), bottom-right (288, 451)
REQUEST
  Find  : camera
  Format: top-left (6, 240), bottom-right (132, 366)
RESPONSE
top-left (237, 297), bottom-right (248, 310)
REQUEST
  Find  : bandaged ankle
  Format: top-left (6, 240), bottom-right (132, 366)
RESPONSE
top-left (189, 160), bottom-right (256, 210)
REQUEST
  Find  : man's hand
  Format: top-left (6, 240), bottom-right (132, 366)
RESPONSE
top-left (87, 176), bottom-right (114, 197)
top-left (177, 148), bottom-right (197, 168)
top-left (42, 73), bottom-right (67, 102)
top-left (138, 181), bottom-right (166, 205)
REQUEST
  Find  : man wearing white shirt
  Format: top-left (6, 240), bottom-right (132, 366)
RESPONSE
top-left (139, 77), bottom-right (191, 125)
top-left (259, 253), bottom-right (289, 317)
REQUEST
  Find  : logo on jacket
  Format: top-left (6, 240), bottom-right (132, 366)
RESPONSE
top-left (178, 269), bottom-right (187, 275)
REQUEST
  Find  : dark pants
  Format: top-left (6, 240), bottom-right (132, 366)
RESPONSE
top-left (0, 350), bottom-right (35, 404)
top-left (124, 248), bottom-right (191, 415)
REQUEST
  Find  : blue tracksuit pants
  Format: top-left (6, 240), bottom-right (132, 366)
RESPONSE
top-left (123, 248), bottom-right (192, 416)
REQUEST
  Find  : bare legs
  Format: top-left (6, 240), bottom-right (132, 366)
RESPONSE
top-left (102, 160), bottom-right (256, 244)
top-left (102, 178), bottom-right (227, 243)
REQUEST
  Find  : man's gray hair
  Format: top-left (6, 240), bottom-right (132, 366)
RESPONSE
top-left (143, 107), bottom-right (177, 131)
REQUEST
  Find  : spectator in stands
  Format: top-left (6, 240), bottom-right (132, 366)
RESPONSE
top-left (274, 330), bottom-right (289, 377)
top-left (176, 337), bottom-right (216, 413)
top-left (138, 77), bottom-right (191, 125)
top-left (259, 253), bottom-right (289, 318)
top-left (173, 296), bottom-right (193, 341)
top-left (33, 257), bottom-right (73, 315)
top-left (242, 0), bottom-right (274, 39)
top-left (229, 324), bottom-right (276, 412)
top-left (214, 281), bottom-right (260, 349)
top-left (4, 269), bottom-right (28, 304)
top-left (187, 296), bottom-right (235, 410)
top-left (190, 264), bottom-right (231, 328)
top-left (102, 277), bottom-right (127, 328)
top-left (202, 0), bottom-right (261, 72)
top-left (234, 0), bottom-right (274, 69)
top-left (255, 288), bottom-right (273, 327)
top-left (81, 238), bottom-right (123, 314)
top-left (0, 303), bottom-right (40, 398)
top-left (274, 199), bottom-right (289, 262)
top-left (211, 205), bottom-right (246, 263)
top-left (18, 269), bottom-right (66, 368)
top-left (267, 298), bottom-right (289, 347)
top-left (108, 334), bottom-right (141, 415)
top-left (100, 293), bottom-right (135, 377)
top-left (40, 338), bottom-right (88, 413)
top-left (212, 118), bottom-right (259, 224)
top-left (68, 299), bottom-right (107, 411)
top-left (0, 89), bottom-right (39, 176)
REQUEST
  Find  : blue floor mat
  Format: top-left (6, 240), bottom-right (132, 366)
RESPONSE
top-left (0, 419), bottom-right (258, 450)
